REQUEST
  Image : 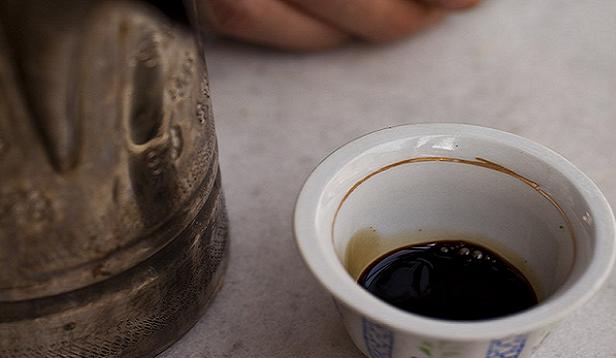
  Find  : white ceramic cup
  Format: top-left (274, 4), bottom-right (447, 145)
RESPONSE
top-left (294, 124), bottom-right (616, 358)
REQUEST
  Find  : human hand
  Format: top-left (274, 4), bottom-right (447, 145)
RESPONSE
top-left (196, 0), bottom-right (479, 51)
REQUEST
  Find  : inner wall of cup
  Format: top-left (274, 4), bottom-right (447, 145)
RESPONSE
top-left (332, 159), bottom-right (580, 301)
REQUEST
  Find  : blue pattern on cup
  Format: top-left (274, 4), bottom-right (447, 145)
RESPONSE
top-left (362, 318), bottom-right (394, 358)
top-left (485, 335), bottom-right (527, 358)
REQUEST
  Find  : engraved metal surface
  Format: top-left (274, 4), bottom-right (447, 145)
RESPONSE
top-left (0, 1), bottom-right (228, 356)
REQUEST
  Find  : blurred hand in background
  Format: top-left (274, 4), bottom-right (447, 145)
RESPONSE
top-left (196, 0), bottom-right (480, 51)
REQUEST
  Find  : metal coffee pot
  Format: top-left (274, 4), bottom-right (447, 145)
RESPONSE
top-left (0, 1), bottom-right (228, 356)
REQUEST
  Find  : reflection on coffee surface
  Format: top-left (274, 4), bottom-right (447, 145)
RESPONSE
top-left (358, 240), bottom-right (538, 321)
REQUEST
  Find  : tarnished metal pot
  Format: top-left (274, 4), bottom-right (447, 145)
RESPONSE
top-left (0, 1), bottom-right (228, 356)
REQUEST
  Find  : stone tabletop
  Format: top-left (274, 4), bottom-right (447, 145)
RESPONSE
top-left (160, 1), bottom-right (616, 357)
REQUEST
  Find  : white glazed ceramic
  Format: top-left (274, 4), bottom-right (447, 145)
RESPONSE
top-left (294, 124), bottom-right (616, 358)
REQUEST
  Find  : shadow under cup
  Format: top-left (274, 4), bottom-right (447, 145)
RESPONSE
top-left (323, 132), bottom-right (602, 318)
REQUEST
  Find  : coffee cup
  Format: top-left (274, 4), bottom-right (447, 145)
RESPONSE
top-left (294, 124), bottom-right (615, 358)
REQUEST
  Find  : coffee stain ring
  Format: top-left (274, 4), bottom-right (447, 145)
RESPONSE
top-left (331, 156), bottom-right (576, 280)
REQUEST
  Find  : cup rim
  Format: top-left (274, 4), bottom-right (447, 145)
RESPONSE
top-left (294, 123), bottom-right (616, 341)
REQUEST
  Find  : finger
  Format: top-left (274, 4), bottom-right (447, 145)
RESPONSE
top-left (420, 0), bottom-right (481, 10)
top-left (284, 0), bottom-right (445, 43)
top-left (197, 0), bottom-right (349, 51)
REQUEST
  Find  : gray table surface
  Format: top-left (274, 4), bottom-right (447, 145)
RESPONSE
top-left (160, 1), bottom-right (616, 357)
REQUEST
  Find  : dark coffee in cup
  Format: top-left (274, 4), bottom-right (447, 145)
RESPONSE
top-left (358, 240), bottom-right (538, 321)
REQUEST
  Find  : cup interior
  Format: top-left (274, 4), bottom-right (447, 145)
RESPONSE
top-left (318, 129), bottom-right (598, 308)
